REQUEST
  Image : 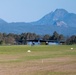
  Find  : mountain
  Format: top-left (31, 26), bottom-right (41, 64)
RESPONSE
top-left (0, 18), bottom-right (7, 24)
top-left (0, 9), bottom-right (76, 36)
top-left (31, 9), bottom-right (76, 27)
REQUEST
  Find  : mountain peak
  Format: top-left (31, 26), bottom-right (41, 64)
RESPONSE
top-left (53, 9), bottom-right (68, 20)
top-left (0, 9), bottom-right (76, 36)
top-left (31, 8), bottom-right (76, 27)
top-left (55, 9), bottom-right (68, 13)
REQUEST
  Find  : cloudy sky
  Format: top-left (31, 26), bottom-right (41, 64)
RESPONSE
top-left (0, 0), bottom-right (76, 22)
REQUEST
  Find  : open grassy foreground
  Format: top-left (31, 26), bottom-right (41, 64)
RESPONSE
top-left (0, 45), bottom-right (76, 75)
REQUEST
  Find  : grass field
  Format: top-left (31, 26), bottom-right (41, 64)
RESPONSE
top-left (0, 45), bottom-right (76, 75)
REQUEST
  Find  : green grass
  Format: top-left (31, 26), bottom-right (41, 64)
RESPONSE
top-left (0, 45), bottom-right (76, 62)
top-left (0, 45), bottom-right (76, 75)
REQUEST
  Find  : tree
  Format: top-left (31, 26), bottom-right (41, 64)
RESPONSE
top-left (5, 36), bottom-right (15, 45)
top-left (0, 40), bottom-right (5, 45)
top-left (52, 31), bottom-right (59, 40)
top-left (43, 34), bottom-right (50, 40)
top-left (58, 34), bottom-right (64, 41)
top-left (66, 35), bottom-right (76, 45)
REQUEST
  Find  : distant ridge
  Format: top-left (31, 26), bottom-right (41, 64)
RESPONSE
top-left (0, 18), bottom-right (7, 24)
top-left (0, 9), bottom-right (76, 36)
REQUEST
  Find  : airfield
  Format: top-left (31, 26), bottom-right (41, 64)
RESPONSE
top-left (0, 45), bottom-right (76, 75)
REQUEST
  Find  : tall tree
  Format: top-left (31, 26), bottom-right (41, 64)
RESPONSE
top-left (43, 34), bottom-right (50, 40)
top-left (52, 31), bottom-right (59, 40)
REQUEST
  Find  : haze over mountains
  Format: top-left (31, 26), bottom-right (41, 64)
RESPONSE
top-left (0, 9), bottom-right (76, 36)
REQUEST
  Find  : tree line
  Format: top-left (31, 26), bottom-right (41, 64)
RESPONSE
top-left (0, 31), bottom-right (76, 45)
